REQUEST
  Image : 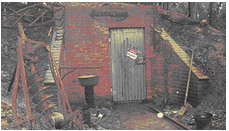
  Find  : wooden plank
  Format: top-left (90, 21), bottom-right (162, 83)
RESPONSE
top-left (160, 30), bottom-right (208, 80)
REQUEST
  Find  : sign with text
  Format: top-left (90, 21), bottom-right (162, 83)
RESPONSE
top-left (90, 9), bottom-right (129, 21)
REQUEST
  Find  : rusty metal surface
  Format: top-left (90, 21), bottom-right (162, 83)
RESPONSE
top-left (46, 47), bottom-right (70, 116)
top-left (11, 48), bottom-right (20, 124)
top-left (10, 21), bottom-right (82, 129)
top-left (11, 23), bottom-right (33, 128)
top-left (110, 28), bottom-right (146, 101)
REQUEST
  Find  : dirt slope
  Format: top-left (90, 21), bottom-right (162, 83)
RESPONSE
top-left (154, 7), bottom-right (226, 129)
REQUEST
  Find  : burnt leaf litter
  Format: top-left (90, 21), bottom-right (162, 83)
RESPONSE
top-left (1, 2), bottom-right (226, 130)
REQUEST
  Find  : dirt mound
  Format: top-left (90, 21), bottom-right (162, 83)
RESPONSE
top-left (154, 7), bottom-right (226, 129)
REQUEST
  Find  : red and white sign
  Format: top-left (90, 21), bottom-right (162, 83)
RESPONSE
top-left (127, 49), bottom-right (138, 60)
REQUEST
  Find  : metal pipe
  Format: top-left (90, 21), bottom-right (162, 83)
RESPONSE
top-left (18, 37), bottom-right (33, 128)
top-left (47, 47), bottom-right (72, 116)
top-left (12, 54), bottom-right (20, 124)
top-left (148, 106), bottom-right (192, 130)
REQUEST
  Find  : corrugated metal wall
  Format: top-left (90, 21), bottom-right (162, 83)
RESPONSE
top-left (110, 28), bottom-right (146, 102)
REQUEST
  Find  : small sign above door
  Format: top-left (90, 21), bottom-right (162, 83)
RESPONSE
top-left (90, 9), bottom-right (129, 21)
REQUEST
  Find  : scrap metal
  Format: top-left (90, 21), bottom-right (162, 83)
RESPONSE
top-left (10, 22), bottom-right (82, 129)
top-left (148, 106), bottom-right (192, 130)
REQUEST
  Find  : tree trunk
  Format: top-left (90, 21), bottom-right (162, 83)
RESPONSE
top-left (217, 2), bottom-right (222, 12)
top-left (159, 2), bottom-right (163, 6)
top-left (188, 2), bottom-right (191, 17)
top-left (208, 2), bottom-right (213, 25)
top-left (188, 2), bottom-right (197, 19)
top-left (165, 2), bottom-right (169, 10)
top-left (163, 3), bottom-right (166, 9)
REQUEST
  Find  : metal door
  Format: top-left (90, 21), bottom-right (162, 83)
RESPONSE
top-left (110, 28), bottom-right (146, 102)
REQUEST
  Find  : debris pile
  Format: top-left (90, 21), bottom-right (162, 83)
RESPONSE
top-left (1, 101), bottom-right (13, 130)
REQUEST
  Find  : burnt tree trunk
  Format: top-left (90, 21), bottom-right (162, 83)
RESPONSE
top-left (208, 2), bottom-right (213, 25)
top-left (188, 3), bottom-right (191, 17)
top-left (163, 2), bottom-right (169, 10)
top-left (159, 2), bottom-right (162, 6)
top-left (188, 2), bottom-right (197, 19)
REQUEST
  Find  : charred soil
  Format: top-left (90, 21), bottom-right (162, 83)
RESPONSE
top-left (1, 3), bottom-right (226, 130)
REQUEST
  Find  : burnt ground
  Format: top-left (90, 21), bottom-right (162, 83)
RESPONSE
top-left (81, 101), bottom-right (179, 130)
top-left (1, 4), bottom-right (226, 130)
top-left (152, 8), bottom-right (226, 130)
